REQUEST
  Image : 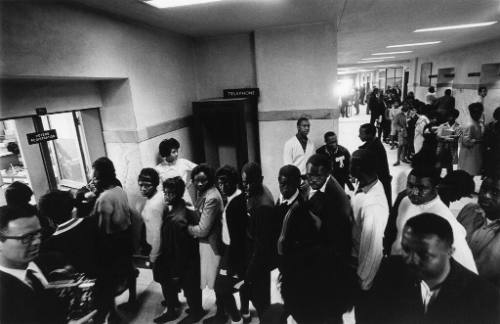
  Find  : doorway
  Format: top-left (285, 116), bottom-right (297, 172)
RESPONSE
top-left (0, 109), bottom-right (102, 202)
top-left (192, 98), bottom-right (260, 171)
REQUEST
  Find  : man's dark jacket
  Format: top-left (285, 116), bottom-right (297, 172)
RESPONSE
top-left (244, 186), bottom-right (277, 281)
top-left (0, 269), bottom-right (66, 324)
top-left (223, 193), bottom-right (248, 277)
top-left (306, 176), bottom-right (356, 313)
top-left (307, 176), bottom-right (353, 259)
top-left (41, 216), bottom-right (99, 277)
top-left (316, 144), bottom-right (353, 190)
top-left (154, 201), bottom-right (199, 282)
top-left (367, 256), bottom-right (500, 324)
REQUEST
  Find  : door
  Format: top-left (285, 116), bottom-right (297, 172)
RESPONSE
top-left (40, 111), bottom-right (92, 189)
top-left (0, 110), bottom-right (97, 202)
top-left (192, 98), bottom-right (259, 171)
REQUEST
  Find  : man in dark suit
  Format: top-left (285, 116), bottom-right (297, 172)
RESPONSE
top-left (359, 123), bottom-right (392, 206)
top-left (275, 165), bottom-right (326, 324)
top-left (305, 154), bottom-right (356, 322)
top-left (367, 213), bottom-right (500, 324)
top-left (0, 205), bottom-right (95, 324)
top-left (39, 190), bottom-right (99, 277)
top-left (206, 166), bottom-right (247, 324)
top-left (240, 162), bottom-right (276, 323)
top-left (433, 89), bottom-right (455, 123)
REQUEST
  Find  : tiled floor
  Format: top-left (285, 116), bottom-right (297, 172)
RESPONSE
top-left (113, 107), bottom-right (444, 324)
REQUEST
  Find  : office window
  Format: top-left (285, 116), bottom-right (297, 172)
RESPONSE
top-left (41, 112), bottom-right (91, 188)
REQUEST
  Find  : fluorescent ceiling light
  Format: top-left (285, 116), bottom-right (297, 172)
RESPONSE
top-left (387, 41), bottom-right (441, 48)
top-left (142, 0), bottom-right (222, 8)
top-left (414, 21), bottom-right (497, 32)
top-left (357, 60), bottom-right (385, 64)
top-left (361, 56), bottom-right (395, 60)
top-left (372, 51), bottom-right (412, 55)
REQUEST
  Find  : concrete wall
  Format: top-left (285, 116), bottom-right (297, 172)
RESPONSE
top-left (255, 23), bottom-right (338, 196)
top-left (0, 80), bottom-right (102, 119)
top-left (194, 34), bottom-right (257, 99)
top-left (1, 2), bottom-right (197, 202)
top-left (413, 38), bottom-right (500, 125)
top-left (192, 23), bottom-right (338, 197)
top-left (2, 3), bottom-right (339, 202)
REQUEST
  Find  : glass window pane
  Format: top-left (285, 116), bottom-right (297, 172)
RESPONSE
top-left (45, 113), bottom-right (87, 187)
top-left (0, 119), bottom-right (33, 205)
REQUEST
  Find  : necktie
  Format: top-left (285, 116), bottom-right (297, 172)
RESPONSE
top-left (26, 269), bottom-right (45, 292)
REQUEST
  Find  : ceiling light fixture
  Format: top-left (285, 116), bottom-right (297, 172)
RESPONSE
top-left (357, 60), bottom-right (385, 64)
top-left (414, 21), bottom-right (497, 32)
top-left (372, 51), bottom-right (412, 55)
top-left (387, 41), bottom-right (441, 48)
top-left (142, 0), bottom-right (222, 9)
top-left (361, 56), bottom-right (395, 60)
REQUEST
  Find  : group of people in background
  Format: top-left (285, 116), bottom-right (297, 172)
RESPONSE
top-left (366, 85), bottom-right (500, 180)
top-left (1, 88), bottom-right (500, 324)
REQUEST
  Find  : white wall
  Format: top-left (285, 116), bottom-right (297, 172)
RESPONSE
top-left (1, 2), bottom-right (196, 130)
top-left (413, 38), bottom-right (500, 124)
top-left (255, 23), bottom-right (338, 197)
top-left (192, 23), bottom-right (338, 197)
top-left (1, 2), bottom-right (198, 202)
top-left (194, 34), bottom-right (257, 99)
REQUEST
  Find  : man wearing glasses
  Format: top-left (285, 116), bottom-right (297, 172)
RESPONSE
top-left (0, 205), bottom-right (94, 324)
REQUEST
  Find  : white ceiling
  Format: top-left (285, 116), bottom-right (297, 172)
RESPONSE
top-left (38, 0), bottom-right (500, 67)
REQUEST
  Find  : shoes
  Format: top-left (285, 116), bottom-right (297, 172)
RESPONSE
top-left (154, 309), bottom-right (181, 323)
top-left (177, 309), bottom-right (208, 324)
top-left (393, 162), bottom-right (400, 166)
top-left (241, 311), bottom-right (251, 324)
top-left (202, 312), bottom-right (229, 324)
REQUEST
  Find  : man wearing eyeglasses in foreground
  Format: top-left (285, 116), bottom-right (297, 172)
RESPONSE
top-left (0, 205), bottom-right (95, 324)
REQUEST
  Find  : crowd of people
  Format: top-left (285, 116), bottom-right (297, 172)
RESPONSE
top-left (366, 85), bottom-right (500, 178)
top-left (1, 94), bottom-right (500, 324)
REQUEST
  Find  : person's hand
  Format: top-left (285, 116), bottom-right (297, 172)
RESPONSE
top-left (68, 310), bottom-right (97, 324)
top-left (84, 191), bottom-right (96, 199)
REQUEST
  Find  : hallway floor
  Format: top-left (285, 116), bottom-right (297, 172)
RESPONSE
top-left (114, 107), bottom-right (411, 324)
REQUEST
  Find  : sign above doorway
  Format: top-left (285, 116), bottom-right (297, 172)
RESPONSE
top-left (26, 129), bottom-right (58, 145)
top-left (223, 88), bottom-right (259, 99)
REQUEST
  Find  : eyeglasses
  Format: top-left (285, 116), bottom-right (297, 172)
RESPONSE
top-left (0, 230), bottom-right (42, 244)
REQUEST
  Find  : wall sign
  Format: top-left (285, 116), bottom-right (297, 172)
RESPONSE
top-left (27, 129), bottom-right (58, 145)
top-left (223, 88), bottom-right (260, 98)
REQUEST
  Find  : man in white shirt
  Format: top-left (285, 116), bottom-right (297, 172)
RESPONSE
top-left (211, 165), bottom-right (247, 324)
top-left (283, 117), bottom-right (315, 175)
top-left (391, 167), bottom-right (477, 273)
top-left (350, 149), bottom-right (389, 323)
top-left (365, 213), bottom-right (500, 324)
top-left (350, 149), bottom-right (389, 290)
top-left (137, 168), bottom-right (164, 264)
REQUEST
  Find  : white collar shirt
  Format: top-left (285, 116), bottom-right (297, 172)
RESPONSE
top-left (309, 175), bottom-right (330, 199)
top-left (222, 189), bottom-right (242, 245)
top-left (420, 280), bottom-right (441, 313)
top-left (278, 190), bottom-right (300, 206)
top-left (0, 262), bottom-right (48, 288)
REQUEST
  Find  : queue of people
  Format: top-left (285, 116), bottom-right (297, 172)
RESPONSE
top-left (1, 107), bottom-right (500, 324)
